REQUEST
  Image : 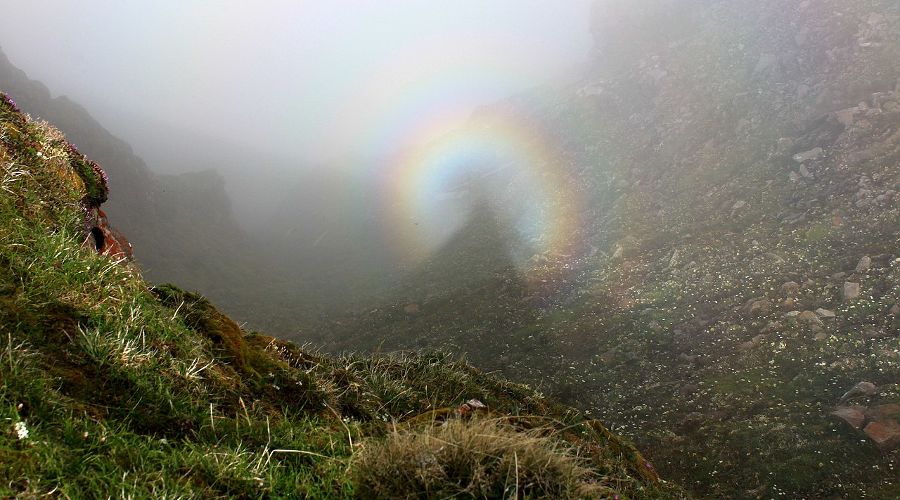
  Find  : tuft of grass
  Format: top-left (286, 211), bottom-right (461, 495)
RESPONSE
top-left (354, 418), bottom-right (610, 499)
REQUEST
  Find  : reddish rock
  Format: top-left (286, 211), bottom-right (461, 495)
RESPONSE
top-left (403, 303), bottom-right (420, 315)
top-left (831, 210), bottom-right (843, 227)
top-left (84, 208), bottom-right (133, 262)
top-left (831, 406), bottom-right (867, 429)
top-left (863, 419), bottom-right (900, 450)
top-left (866, 404), bottom-right (900, 421)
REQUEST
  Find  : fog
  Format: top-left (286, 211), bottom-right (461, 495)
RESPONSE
top-left (0, 1), bottom-right (591, 171)
top-left (0, 0), bottom-right (602, 326)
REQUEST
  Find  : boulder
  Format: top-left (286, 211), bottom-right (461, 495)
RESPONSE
top-left (863, 419), bottom-right (900, 450)
top-left (781, 281), bottom-right (800, 295)
top-left (839, 381), bottom-right (877, 404)
top-left (835, 107), bottom-right (859, 127)
top-left (866, 404), bottom-right (900, 422)
top-left (831, 406), bottom-right (867, 429)
top-left (749, 299), bottom-right (773, 316)
top-left (797, 310), bottom-right (823, 326)
top-left (792, 147), bottom-right (824, 163)
top-left (843, 282), bottom-right (861, 301)
top-left (855, 255), bottom-right (872, 272)
top-left (832, 403), bottom-right (900, 450)
top-left (815, 308), bottom-right (836, 319)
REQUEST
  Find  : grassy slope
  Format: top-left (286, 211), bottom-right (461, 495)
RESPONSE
top-left (318, 1), bottom-right (900, 497)
top-left (0, 95), bottom-right (681, 498)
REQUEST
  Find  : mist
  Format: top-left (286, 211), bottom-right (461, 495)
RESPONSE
top-left (1, 0), bottom-right (602, 328)
top-left (0, 1), bottom-right (591, 199)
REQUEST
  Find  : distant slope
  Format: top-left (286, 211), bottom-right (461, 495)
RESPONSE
top-left (0, 47), bottom-right (266, 324)
top-left (319, 0), bottom-right (900, 497)
top-left (0, 94), bottom-right (681, 497)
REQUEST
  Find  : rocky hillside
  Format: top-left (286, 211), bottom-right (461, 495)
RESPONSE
top-left (0, 93), bottom-right (681, 497)
top-left (318, 1), bottom-right (900, 497)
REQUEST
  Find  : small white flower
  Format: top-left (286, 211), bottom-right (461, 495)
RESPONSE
top-left (14, 421), bottom-right (28, 440)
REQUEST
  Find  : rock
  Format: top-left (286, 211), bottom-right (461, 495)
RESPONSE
top-left (781, 281), bottom-right (800, 295)
top-left (732, 200), bottom-right (746, 211)
top-left (866, 404), bottom-right (900, 422)
top-left (749, 299), bottom-right (773, 316)
top-left (679, 383), bottom-right (699, 396)
top-left (457, 398), bottom-right (489, 418)
top-left (667, 249), bottom-right (680, 269)
top-left (815, 308), bottom-right (836, 319)
top-left (890, 304), bottom-right (900, 316)
top-left (798, 310), bottom-right (823, 326)
top-left (839, 381), bottom-right (877, 404)
top-left (799, 164), bottom-right (814, 178)
top-left (855, 256), bottom-right (872, 272)
top-left (761, 322), bottom-right (780, 333)
top-left (863, 420), bottom-right (900, 450)
top-left (680, 412), bottom-right (706, 432)
top-left (832, 211), bottom-right (843, 227)
top-left (863, 328), bottom-right (890, 340)
top-left (679, 353), bottom-right (699, 365)
top-left (831, 272), bottom-right (847, 281)
top-left (785, 311), bottom-right (801, 318)
top-left (793, 147), bottom-right (824, 163)
top-left (843, 282), bottom-right (861, 301)
top-left (738, 334), bottom-right (767, 352)
top-left (831, 406), bottom-right (867, 429)
top-left (835, 107), bottom-right (858, 127)
top-left (814, 331), bottom-right (827, 341)
top-left (403, 303), bottom-right (420, 315)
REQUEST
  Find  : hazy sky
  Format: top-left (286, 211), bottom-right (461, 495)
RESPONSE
top-left (0, 0), bottom-right (593, 165)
